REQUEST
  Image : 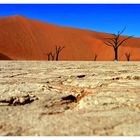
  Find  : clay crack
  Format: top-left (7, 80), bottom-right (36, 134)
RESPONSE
top-left (0, 94), bottom-right (38, 106)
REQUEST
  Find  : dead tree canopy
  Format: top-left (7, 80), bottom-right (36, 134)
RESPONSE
top-left (47, 52), bottom-right (55, 61)
top-left (46, 45), bottom-right (65, 61)
top-left (104, 28), bottom-right (133, 61)
top-left (55, 45), bottom-right (65, 61)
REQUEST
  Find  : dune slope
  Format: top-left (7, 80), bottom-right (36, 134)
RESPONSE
top-left (0, 15), bottom-right (140, 61)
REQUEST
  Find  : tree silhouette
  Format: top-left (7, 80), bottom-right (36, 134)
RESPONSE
top-left (93, 53), bottom-right (98, 61)
top-left (55, 45), bottom-right (65, 61)
top-left (104, 28), bottom-right (133, 61)
top-left (125, 52), bottom-right (131, 61)
top-left (47, 52), bottom-right (51, 61)
top-left (46, 45), bottom-right (65, 61)
top-left (47, 52), bottom-right (55, 61)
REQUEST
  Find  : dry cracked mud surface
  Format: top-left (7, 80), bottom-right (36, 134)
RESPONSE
top-left (0, 61), bottom-right (140, 136)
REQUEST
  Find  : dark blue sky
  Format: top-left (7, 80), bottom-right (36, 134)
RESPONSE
top-left (0, 4), bottom-right (140, 37)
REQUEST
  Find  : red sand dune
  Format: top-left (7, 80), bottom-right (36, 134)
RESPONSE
top-left (0, 15), bottom-right (140, 61)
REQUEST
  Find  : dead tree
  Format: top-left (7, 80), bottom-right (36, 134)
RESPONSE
top-left (93, 53), bottom-right (98, 61)
top-left (47, 52), bottom-right (55, 61)
top-left (46, 46), bottom-right (65, 61)
top-left (47, 52), bottom-right (51, 61)
top-left (55, 45), bottom-right (65, 61)
top-left (50, 53), bottom-right (55, 61)
top-left (104, 28), bottom-right (133, 61)
top-left (125, 52), bottom-right (131, 61)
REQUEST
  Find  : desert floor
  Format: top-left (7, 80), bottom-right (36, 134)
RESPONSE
top-left (0, 61), bottom-right (140, 136)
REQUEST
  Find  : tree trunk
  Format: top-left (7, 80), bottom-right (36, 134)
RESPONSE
top-left (114, 47), bottom-right (118, 61)
top-left (56, 53), bottom-right (59, 61)
top-left (127, 57), bottom-right (130, 61)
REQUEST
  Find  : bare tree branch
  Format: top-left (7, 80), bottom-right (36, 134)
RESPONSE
top-left (104, 41), bottom-right (114, 47)
top-left (117, 36), bottom-right (133, 47)
top-left (55, 45), bottom-right (65, 61)
top-left (104, 37), bottom-right (116, 44)
top-left (45, 45), bottom-right (65, 61)
top-left (46, 52), bottom-right (55, 61)
top-left (104, 27), bottom-right (133, 61)
top-left (118, 27), bottom-right (126, 36)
